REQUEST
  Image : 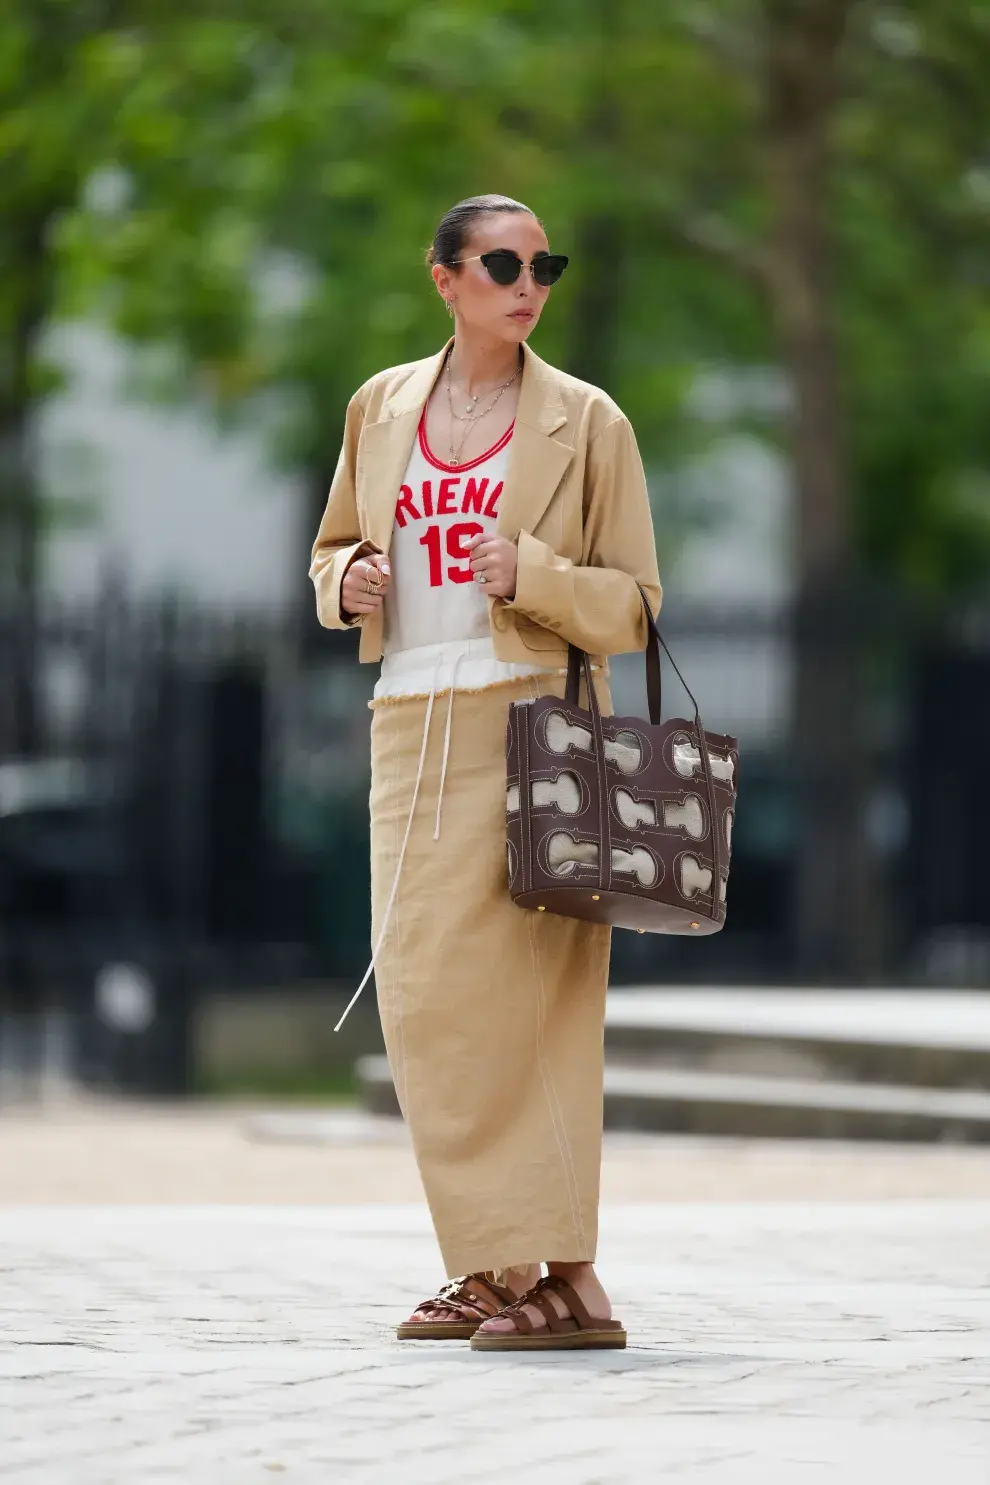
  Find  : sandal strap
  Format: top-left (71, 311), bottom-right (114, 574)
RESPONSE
top-left (457, 1274), bottom-right (517, 1314)
top-left (494, 1275), bottom-right (596, 1336)
top-left (541, 1274), bottom-right (597, 1330)
top-left (529, 1285), bottom-right (572, 1334)
top-left (473, 1274), bottom-right (518, 1309)
top-left (502, 1296), bottom-right (535, 1336)
top-left (415, 1273), bottom-right (515, 1323)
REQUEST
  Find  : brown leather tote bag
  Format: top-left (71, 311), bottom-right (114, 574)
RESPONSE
top-left (506, 590), bottom-right (738, 935)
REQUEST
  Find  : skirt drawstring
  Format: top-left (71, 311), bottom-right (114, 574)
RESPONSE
top-left (335, 647), bottom-right (464, 1033)
top-left (433, 648), bottom-right (464, 840)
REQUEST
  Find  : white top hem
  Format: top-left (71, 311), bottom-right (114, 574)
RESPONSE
top-left (373, 636), bottom-right (563, 700)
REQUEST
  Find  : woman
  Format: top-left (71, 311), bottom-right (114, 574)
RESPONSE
top-left (310, 194), bottom-right (661, 1350)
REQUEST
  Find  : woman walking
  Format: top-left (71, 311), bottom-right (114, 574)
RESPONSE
top-left (310, 194), bottom-right (661, 1350)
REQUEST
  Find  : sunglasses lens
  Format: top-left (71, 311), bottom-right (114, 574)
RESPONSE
top-left (533, 255), bottom-right (568, 287)
top-left (484, 254), bottom-right (522, 285)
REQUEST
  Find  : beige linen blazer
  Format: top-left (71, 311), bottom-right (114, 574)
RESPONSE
top-left (309, 337), bottom-right (662, 669)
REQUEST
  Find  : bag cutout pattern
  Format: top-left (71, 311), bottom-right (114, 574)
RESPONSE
top-left (506, 697), bottom-right (738, 935)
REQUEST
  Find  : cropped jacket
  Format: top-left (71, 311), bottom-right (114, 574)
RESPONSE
top-left (310, 337), bottom-right (662, 667)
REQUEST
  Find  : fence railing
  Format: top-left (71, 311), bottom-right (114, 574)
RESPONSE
top-left (2, 590), bottom-right (989, 1092)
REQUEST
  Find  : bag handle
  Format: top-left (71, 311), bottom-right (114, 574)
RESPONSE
top-left (565, 587), bottom-right (704, 726)
top-left (562, 585), bottom-right (722, 919)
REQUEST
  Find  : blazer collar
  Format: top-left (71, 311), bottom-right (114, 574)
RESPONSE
top-left (360, 338), bottom-right (573, 551)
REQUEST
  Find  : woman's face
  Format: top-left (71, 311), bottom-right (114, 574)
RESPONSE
top-left (433, 211), bottom-right (553, 344)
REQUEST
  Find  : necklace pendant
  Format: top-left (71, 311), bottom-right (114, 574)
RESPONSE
top-left (449, 456), bottom-right (460, 466)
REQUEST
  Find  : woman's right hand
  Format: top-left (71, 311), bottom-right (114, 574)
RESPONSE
top-left (341, 552), bottom-right (392, 619)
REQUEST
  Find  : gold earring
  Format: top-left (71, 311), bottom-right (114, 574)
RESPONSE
top-left (446, 298), bottom-right (455, 318)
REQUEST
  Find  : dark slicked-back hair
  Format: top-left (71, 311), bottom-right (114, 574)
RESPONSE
top-left (426, 194), bottom-right (541, 268)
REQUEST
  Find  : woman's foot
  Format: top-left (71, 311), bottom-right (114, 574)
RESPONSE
top-left (401, 1264), bottom-right (540, 1330)
top-left (473, 1261), bottom-right (611, 1337)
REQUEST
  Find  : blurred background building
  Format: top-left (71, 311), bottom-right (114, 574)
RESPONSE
top-left (2, 1), bottom-right (989, 1098)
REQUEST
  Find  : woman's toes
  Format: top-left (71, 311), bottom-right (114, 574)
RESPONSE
top-left (409, 1306), bottom-right (453, 1323)
top-left (475, 1313), bottom-right (516, 1334)
top-left (476, 1302), bottom-right (543, 1335)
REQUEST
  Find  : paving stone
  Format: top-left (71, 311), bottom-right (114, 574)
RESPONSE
top-left (1, 1204), bottom-right (988, 1483)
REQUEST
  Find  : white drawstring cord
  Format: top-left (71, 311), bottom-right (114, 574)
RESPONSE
top-left (433, 648), bottom-right (464, 840)
top-left (335, 650), bottom-right (466, 1033)
top-left (334, 650), bottom-right (445, 1033)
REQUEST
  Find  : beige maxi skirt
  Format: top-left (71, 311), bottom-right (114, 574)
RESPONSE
top-left (369, 667), bottom-right (612, 1277)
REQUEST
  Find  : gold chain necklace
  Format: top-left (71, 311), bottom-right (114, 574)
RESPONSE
top-left (448, 361), bottom-right (521, 417)
top-left (445, 354), bottom-right (521, 467)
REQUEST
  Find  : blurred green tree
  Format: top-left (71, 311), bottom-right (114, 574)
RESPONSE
top-left (53, 3), bottom-right (990, 600)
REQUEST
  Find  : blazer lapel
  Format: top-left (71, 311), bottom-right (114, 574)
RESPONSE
top-left (357, 340), bottom-right (452, 552)
top-left (357, 338), bottom-right (574, 552)
top-left (495, 342), bottom-right (574, 541)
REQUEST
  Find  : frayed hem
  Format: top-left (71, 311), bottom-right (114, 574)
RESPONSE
top-left (442, 1247), bottom-right (598, 1280)
top-left (368, 665), bottom-right (607, 710)
top-left (369, 672), bottom-right (564, 710)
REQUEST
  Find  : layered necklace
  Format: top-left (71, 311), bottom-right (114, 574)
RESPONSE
top-left (444, 350), bottom-right (521, 467)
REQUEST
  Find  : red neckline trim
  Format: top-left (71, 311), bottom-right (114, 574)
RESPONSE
top-left (418, 412), bottom-right (514, 473)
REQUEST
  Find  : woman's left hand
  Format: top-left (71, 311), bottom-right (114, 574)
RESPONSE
top-left (465, 533), bottom-right (517, 599)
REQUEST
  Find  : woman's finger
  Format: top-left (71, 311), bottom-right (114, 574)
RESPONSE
top-left (343, 573), bottom-right (385, 609)
top-left (356, 561), bottom-right (388, 592)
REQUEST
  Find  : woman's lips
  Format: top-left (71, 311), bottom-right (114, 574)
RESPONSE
top-left (510, 309), bottom-right (535, 321)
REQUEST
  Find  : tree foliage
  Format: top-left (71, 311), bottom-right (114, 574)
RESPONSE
top-left (5, 0), bottom-right (990, 595)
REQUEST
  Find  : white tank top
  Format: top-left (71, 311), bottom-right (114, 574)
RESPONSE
top-left (382, 412), bottom-right (513, 655)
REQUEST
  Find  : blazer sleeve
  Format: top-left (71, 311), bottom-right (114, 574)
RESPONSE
top-left (506, 413), bottom-right (662, 654)
top-left (309, 393), bottom-right (382, 629)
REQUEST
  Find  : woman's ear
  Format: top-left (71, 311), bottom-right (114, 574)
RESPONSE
top-left (432, 263), bottom-right (456, 317)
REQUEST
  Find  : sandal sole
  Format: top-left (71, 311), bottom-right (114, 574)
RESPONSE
top-left (396, 1323), bottom-right (480, 1341)
top-left (470, 1329), bottom-right (627, 1352)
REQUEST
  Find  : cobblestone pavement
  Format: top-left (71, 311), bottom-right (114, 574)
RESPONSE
top-left (1, 1203), bottom-right (988, 1485)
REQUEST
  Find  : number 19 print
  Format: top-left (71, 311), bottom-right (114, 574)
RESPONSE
top-left (382, 411), bottom-right (513, 650)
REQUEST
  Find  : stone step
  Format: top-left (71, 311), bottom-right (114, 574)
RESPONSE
top-left (353, 1053), bottom-right (990, 1143)
top-left (601, 1063), bottom-right (990, 1143)
top-left (356, 1055), bottom-right (402, 1120)
top-left (604, 989), bottom-right (990, 1090)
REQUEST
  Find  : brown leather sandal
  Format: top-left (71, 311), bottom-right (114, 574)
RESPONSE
top-left (469, 1273), bottom-right (627, 1351)
top-left (396, 1273), bottom-right (517, 1341)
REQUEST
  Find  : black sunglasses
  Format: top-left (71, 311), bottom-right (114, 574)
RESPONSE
top-left (454, 250), bottom-right (569, 287)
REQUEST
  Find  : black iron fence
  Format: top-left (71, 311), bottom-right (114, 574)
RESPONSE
top-left (1, 589), bottom-right (988, 1092)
